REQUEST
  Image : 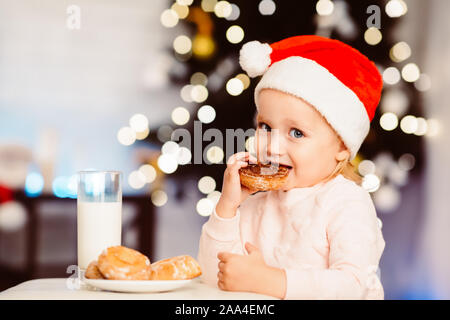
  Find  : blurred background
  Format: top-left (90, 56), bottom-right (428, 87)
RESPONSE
top-left (0, 0), bottom-right (449, 299)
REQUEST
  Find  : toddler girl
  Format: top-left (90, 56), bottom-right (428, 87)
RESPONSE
top-left (197, 35), bottom-right (385, 299)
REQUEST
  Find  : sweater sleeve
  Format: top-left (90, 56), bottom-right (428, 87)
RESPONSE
top-left (283, 199), bottom-right (385, 300)
top-left (197, 206), bottom-right (245, 287)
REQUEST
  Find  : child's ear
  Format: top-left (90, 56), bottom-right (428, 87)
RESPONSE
top-left (336, 141), bottom-right (350, 162)
top-left (336, 150), bottom-right (350, 162)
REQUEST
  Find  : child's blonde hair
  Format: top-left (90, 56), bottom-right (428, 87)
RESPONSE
top-left (323, 155), bottom-right (363, 186)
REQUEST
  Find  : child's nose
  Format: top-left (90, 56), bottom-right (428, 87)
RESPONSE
top-left (265, 130), bottom-right (287, 159)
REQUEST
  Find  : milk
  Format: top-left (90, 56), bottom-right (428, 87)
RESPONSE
top-left (77, 201), bottom-right (122, 270)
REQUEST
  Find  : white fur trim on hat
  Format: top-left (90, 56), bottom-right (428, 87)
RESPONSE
top-left (239, 41), bottom-right (272, 78)
top-left (254, 56), bottom-right (370, 160)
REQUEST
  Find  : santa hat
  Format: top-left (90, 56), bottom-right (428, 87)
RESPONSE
top-left (239, 35), bottom-right (383, 160)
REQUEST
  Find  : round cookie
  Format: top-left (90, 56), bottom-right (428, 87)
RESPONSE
top-left (239, 163), bottom-right (290, 191)
top-left (85, 260), bottom-right (105, 279)
top-left (97, 246), bottom-right (152, 280)
top-left (150, 255), bottom-right (202, 280)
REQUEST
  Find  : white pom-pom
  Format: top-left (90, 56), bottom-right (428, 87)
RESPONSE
top-left (239, 41), bottom-right (272, 78)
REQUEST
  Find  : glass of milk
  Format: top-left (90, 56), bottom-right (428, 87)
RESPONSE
top-left (77, 171), bottom-right (122, 273)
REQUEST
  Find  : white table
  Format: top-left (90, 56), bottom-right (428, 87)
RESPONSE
top-left (0, 278), bottom-right (278, 300)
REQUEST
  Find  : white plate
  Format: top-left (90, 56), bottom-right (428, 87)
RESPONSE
top-left (83, 278), bottom-right (193, 293)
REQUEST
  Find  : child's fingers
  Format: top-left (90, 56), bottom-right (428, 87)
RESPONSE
top-left (227, 152), bottom-right (255, 166)
top-left (217, 251), bottom-right (232, 262)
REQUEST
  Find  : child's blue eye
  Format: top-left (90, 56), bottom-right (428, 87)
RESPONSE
top-left (289, 128), bottom-right (304, 139)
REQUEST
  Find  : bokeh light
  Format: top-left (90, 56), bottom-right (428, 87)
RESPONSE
top-left (198, 176), bottom-right (216, 194)
top-left (173, 35), bottom-right (192, 54)
top-left (157, 154), bottom-right (178, 174)
top-left (383, 67), bottom-right (401, 85)
top-left (226, 78), bottom-right (244, 96)
top-left (206, 146), bottom-right (224, 163)
top-left (138, 164), bottom-right (157, 184)
top-left (197, 105), bottom-right (216, 124)
top-left (316, 0), bottom-right (334, 16)
top-left (117, 127), bottom-right (136, 146)
top-left (402, 63), bottom-right (420, 82)
top-left (25, 172), bottom-right (44, 197)
top-left (400, 115), bottom-right (418, 134)
top-left (196, 198), bottom-right (214, 216)
top-left (160, 9), bottom-right (179, 28)
top-left (151, 190), bottom-right (168, 207)
top-left (128, 170), bottom-right (146, 189)
top-left (259, 0), bottom-right (276, 15)
top-left (226, 25), bottom-right (244, 44)
top-left (364, 27), bottom-right (382, 45)
top-left (380, 112), bottom-right (399, 131)
top-left (129, 114), bottom-right (149, 133)
top-left (171, 107), bottom-right (190, 125)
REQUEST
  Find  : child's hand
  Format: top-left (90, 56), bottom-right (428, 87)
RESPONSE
top-left (215, 152), bottom-right (258, 218)
top-left (217, 242), bottom-right (267, 293)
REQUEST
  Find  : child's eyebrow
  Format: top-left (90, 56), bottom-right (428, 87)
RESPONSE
top-left (285, 118), bottom-right (314, 132)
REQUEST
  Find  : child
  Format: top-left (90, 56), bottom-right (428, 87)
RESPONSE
top-left (197, 35), bottom-right (385, 299)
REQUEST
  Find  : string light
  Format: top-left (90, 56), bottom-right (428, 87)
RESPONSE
top-left (414, 73), bottom-right (432, 92)
top-left (190, 72), bottom-right (208, 86)
top-left (197, 105), bottom-right (216, 124)
top-left (259, 0), bottom-right (276, 15)
top-left (358, 160), bottom-right (376, 176)
top-left (129, 114), bottom-right (149, 133)
top-left (401, 63), bottom-right (420, 82)
top-left (414, 117), bottom-right (428, 136)
top-left (191, 85), bottom-right (209, 103)
top-left (385, 0), bottom-right (407, 18)
top-left (226, 78), bottom-right (244, 96)
top-left (382, 67), bottom-right (401, 85)
top-left (380, 112), bottom-right (399, 131)
top-left (173, 35), bottom-right (192, 55)
top-left (316, 0), bottom-right (334, 16)
top-left (162, 141), bottom-right (180, 155)
top-left (151, 190), bottom-right (168, 207)
top-left (171, 107), bottom-right (190, 125)
top-left (206, 146), bottom-right (224, 163)
top-left (214, 1), bottom-right (232, 18)
top-left (196, 198), bottom-right (214, 216)
top-left (128, 170), bottom-right (146, 189)
top-left (139, 164), bottom-right (157, 183)
top-left (226, 3), bottom-right (240, 21)
top-left (171, 3), bottom-right (189, 19)
top-left (362, 173), bottom-right (381, 193)
top-left (176, 147), bottom-right (192, 165)
top-left (201, 0), bottom-right (218, 12)
top-left (135, 128), bottom-right (149, 140)
top-left (235, 73), bottom-right (250, 90)
top-left (157, 154), bottom-right (178, 174)
top-left (364, 27), bottom-right (382, 45)
top-left (198, 176), bottom-right (216, 194)
top-left (390, 41), bottom-right (411, 62)
top-left (226, 25), bottom-right (245, 44)
top-left (160, 9), bottom-right (179, 28)
top-left (207, 191), bottom-right (221, 205)
top-left (117, 127), bottom-right (136, 146)
top-left (400, 115), bottom-right (418, 134)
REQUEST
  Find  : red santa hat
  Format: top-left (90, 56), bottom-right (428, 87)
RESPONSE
top-left (239, 35), bottom-right (383, 160)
